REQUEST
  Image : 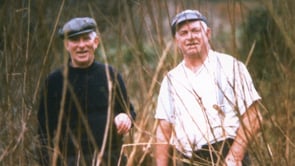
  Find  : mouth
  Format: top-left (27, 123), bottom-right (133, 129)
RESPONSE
top-left (76, 50), bottom-right (89, 56)
top-left (185, 43), bottom-right (199, 49)
top-left (186, 42), bottom-right (199, 47)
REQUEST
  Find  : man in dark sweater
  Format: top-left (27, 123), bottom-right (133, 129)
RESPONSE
top-left (38, 17), bottom-right (136, 166)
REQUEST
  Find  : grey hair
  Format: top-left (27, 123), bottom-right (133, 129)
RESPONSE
top-left (89, 31), bottom-right (98, 40)
top-left (200, 21), bottom-right (208, 31)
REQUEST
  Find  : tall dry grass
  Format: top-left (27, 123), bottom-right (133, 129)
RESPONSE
top-left (0, 0), bottom-right (294, 165)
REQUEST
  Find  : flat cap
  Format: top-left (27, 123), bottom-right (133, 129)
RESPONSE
top-left (58, 17), bottom-right (97, 39)
top-left (171, 9), bottom-right (207, 36)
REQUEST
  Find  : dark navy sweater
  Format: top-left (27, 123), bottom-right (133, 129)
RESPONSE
top-left (38, 61), bottom-right (135, 159)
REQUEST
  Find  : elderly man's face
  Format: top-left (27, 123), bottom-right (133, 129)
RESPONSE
top-left (175, 20), bottom-right (211, 59)
top-left (64, 32), bottom-right (99, 68)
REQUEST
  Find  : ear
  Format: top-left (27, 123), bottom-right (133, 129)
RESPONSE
top-left (93, 36), bottom-right (100, 49)
top-left (64, 40), bottom-right (70, 51)
top-left (174, 36), bottom-right (180, 46)
top-left (173, 37), bottom-right (183, 54)
top-left (206, 28), bottom-right (211, 40)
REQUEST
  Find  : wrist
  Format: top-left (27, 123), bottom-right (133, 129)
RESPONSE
top-left (228, 144), bottom-right (246, 161)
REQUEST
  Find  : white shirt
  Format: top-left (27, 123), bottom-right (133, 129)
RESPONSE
top-left (155, 50), bottom-right (261, 157)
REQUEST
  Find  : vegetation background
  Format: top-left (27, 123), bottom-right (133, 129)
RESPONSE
top-left (0, 0), bottom-right (294, 165)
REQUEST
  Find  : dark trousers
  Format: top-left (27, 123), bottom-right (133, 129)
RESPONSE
top-left (39, 150), bottom-right (125, 166)
top-left (176, 139), bottom-right (251, 166)
top-left (66, 151), bottom-right (126, 166)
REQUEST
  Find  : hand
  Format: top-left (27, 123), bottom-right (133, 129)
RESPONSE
top-left (114, 113), bottom-right (132, 135)
top-left (223, 152), bottom-right (242, 166)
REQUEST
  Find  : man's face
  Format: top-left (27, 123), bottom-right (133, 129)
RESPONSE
top-left (175, 20), bottom-right (211, 58)
top-left (64, 32), bottom-right (99, 68)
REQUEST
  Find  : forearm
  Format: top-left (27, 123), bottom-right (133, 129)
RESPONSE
top-left (155, 143), bottom-right (170, 166)
top-left (155, 120), bottom-right (172, 166)
top-left (229, 102), bottom-right (262, 159)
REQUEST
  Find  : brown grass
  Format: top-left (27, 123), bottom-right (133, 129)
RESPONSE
top-left (0, 0), bottom-right (294, 165)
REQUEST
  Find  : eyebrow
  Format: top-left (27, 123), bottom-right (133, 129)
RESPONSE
top-left (68, 33), bottom-right (92, 41)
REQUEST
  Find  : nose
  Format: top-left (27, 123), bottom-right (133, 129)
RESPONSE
top-left (188, 31), bottom-right (197, 39)
top-left (77, 38), bottom-right (87, 47)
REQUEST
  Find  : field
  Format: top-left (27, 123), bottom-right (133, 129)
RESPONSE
top-left (0, 0), bottom-right (294, 165)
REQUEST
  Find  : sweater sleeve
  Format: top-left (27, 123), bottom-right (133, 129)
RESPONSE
top-left (37, 71), bottom-right (63, 141)
top-left (113, 69), bottom-right (136, 120)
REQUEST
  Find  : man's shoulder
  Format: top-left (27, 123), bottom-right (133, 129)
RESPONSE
top-left (211, 50), bottom-right (249, 79)
top-left (211, 50), bottom-right (244, 67)
top-left (211, 50), bottom-right (236, 62)
top-left (47, 68), bottom-right (63, 80)
top-left (93, 61), bottom-right (116, 73)
top-left (42, 68), bottom-right (63, 88)
top-left (167, 61), bottom-right (184, 76)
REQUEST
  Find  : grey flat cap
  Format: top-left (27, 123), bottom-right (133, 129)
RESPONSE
top-left (58, 17), bottom-right (97, 39)
top-left (171, 9), bottom-right (207, 36)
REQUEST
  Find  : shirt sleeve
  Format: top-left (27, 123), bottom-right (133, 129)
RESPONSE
top-left (155, 76), bottom-right (175, 123)
top-left (234, 61), bottom-right (261, 115)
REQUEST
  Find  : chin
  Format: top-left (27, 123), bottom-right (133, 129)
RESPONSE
top-left (186, 51), bottom-right (201, 57)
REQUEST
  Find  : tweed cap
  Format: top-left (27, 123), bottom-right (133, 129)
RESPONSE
top-left (58, 17), bottom-right (97, 39)
top-left (171, 9), bottom-right (207, 36)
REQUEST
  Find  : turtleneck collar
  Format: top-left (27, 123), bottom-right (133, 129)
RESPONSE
top-left (68, 60), bottom-right (96, 73)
